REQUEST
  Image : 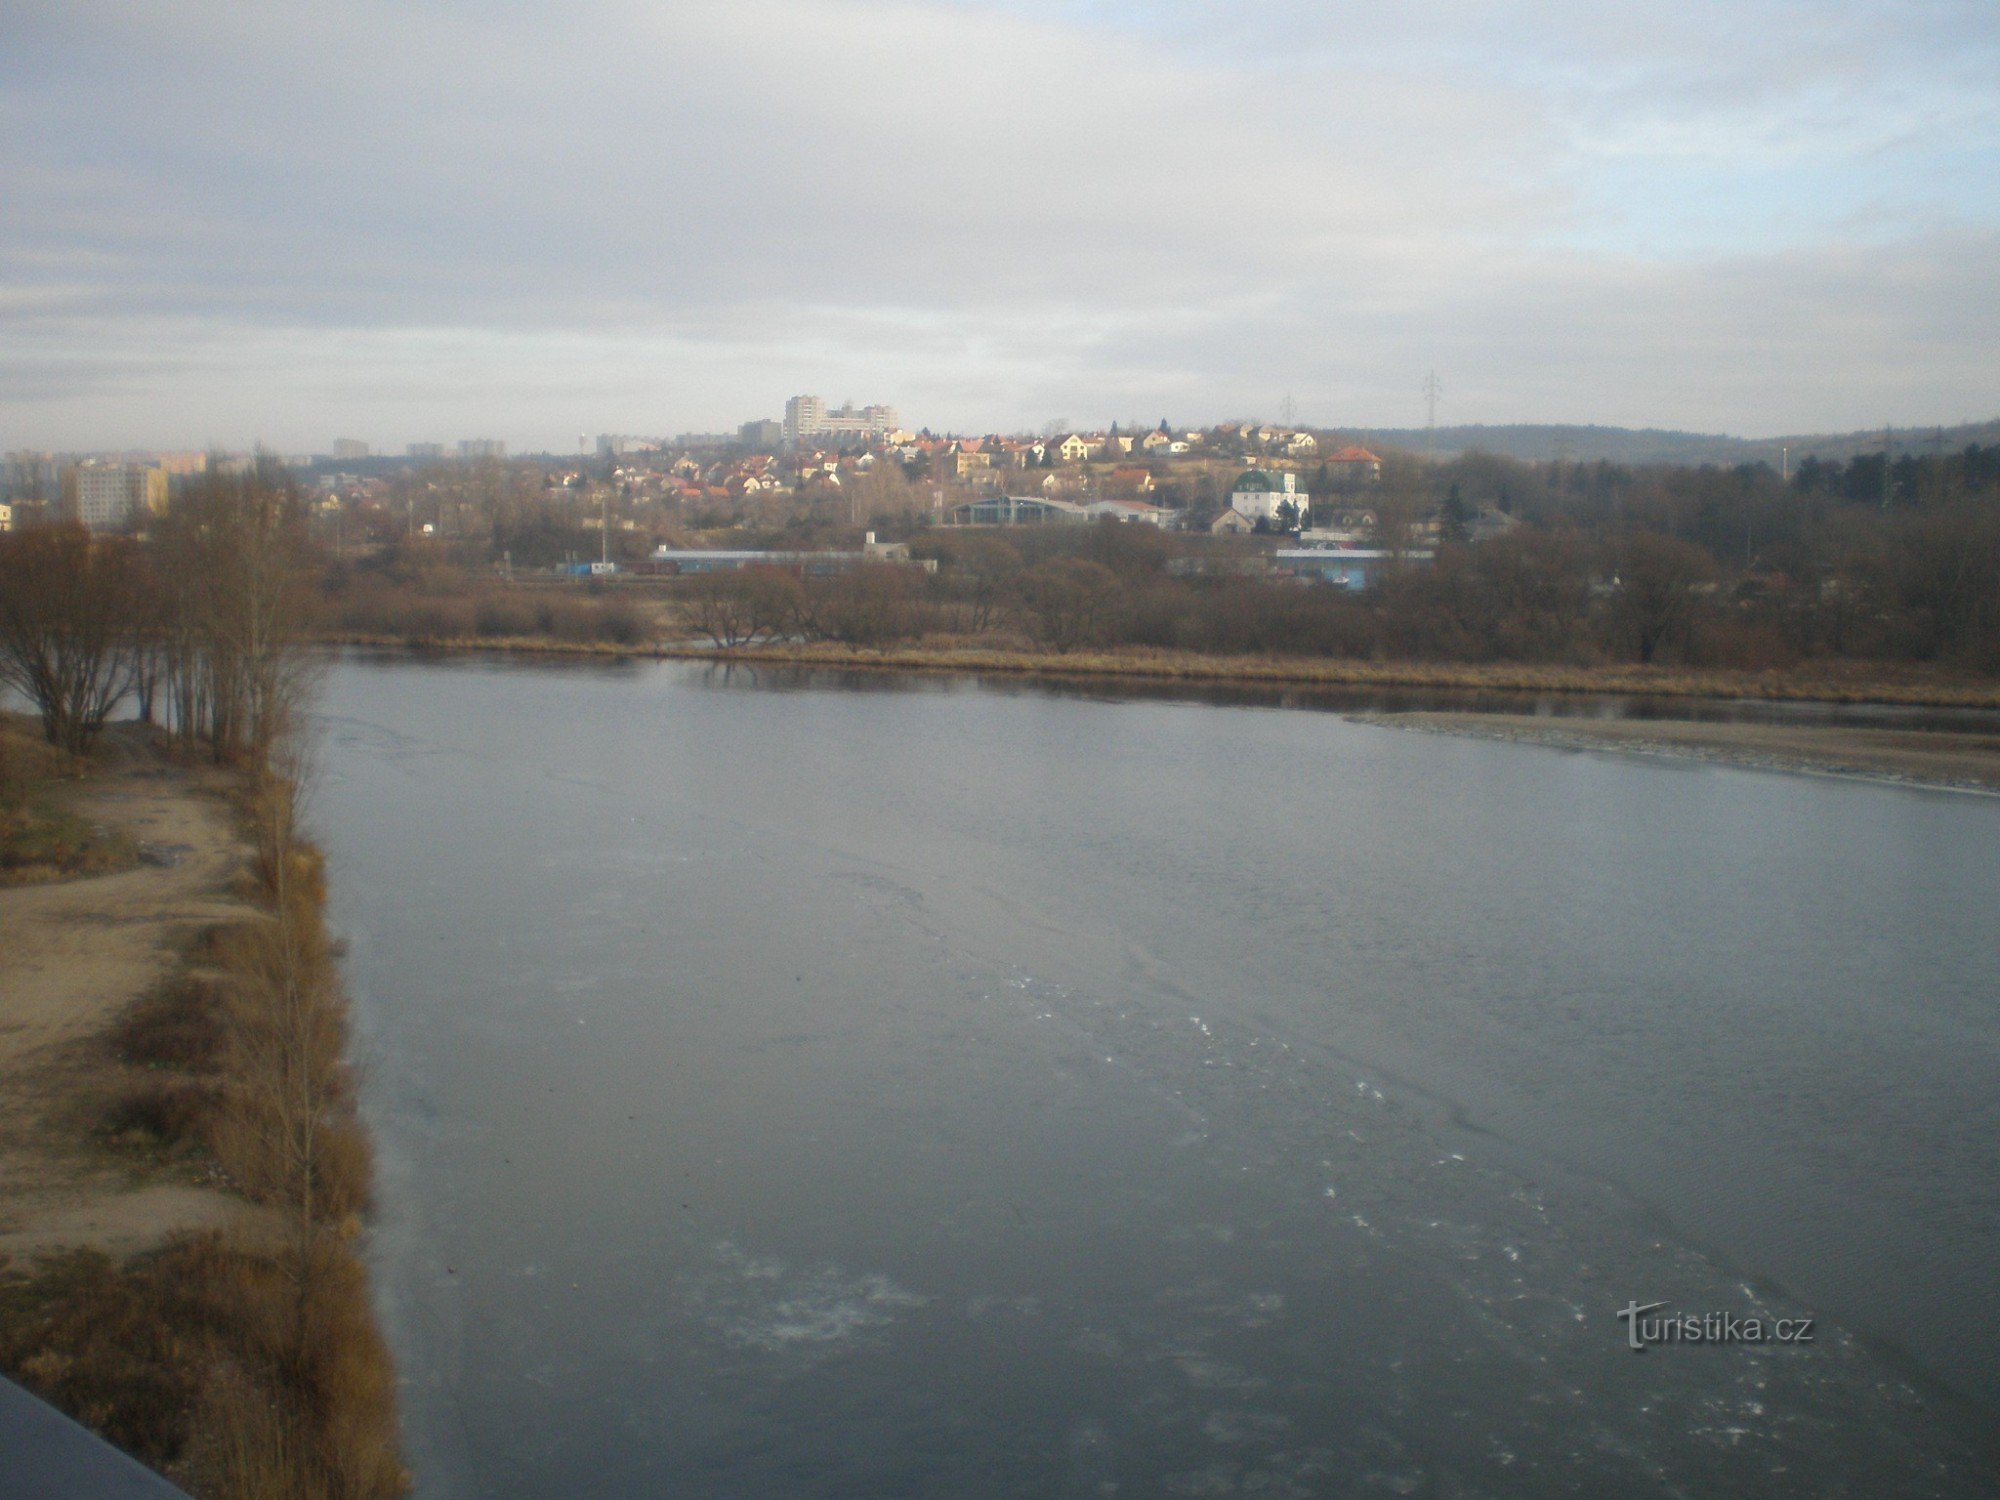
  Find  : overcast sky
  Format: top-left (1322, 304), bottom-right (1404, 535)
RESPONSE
top-left (5, 0), bottom-right (1998, 451)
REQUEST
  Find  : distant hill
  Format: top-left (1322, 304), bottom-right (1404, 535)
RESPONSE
top-left (1335, 418), bottom-right (2000, 468)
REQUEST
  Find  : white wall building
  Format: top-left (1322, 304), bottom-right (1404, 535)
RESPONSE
top-left (1228, 468), bottom-right (1306, 524)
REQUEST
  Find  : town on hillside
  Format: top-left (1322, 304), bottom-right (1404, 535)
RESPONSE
top-left (0, 401), bottom-right (1483, 585)
top-left (5, 398), bottom-right (1997, 673)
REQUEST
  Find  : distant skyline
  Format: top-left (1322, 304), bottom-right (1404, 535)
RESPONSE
top-left (5, 0), bottom-right (1999, 451)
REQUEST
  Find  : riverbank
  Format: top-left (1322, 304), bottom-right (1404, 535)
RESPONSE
top-left (0, 715), bottom-right (404, 1497)
top-left (1360, 710), bottom-right (2000, 791)
top-left (315, 632), bottom-right (2000, 710)
top-left (0, 722), bottom-right (255, 1261)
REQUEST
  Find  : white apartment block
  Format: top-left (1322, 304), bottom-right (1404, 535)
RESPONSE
top-left (783, 396), bottom-right (900, 446)
top-left (59, 464), bottom-right (169, 530)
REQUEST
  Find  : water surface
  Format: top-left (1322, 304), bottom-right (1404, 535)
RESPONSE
top-left (318, 654), bottom-right (2000, 1497)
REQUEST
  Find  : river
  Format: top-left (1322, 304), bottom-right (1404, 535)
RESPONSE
top-left (315, 653), bottom-right (2000, 1498)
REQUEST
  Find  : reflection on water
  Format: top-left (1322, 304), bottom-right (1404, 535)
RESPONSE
top-left (317, 653), bottom-right (2000, 1498)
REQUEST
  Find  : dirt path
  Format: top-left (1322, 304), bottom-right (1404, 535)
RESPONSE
top-left (1361, 712), bottom-right (2000, 791)
top-left (0, 726), bottom-right (256, 1259)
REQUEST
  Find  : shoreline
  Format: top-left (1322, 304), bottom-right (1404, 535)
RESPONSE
top-left (0, 717), bottom-right (405, 1496)
top-left (1357, 710), bottom-right (2000, 793)
top-left (313, 633), bottom-right (2000, 711)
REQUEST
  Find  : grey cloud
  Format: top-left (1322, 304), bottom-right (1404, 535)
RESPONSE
top-left (2, 0), bottom-right (1996, 446)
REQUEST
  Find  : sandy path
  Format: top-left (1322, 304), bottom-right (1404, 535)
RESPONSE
top-left (1361, 712), bottom-right (2000, 791)
top-left (0, 727), bottom-right (256, 1259)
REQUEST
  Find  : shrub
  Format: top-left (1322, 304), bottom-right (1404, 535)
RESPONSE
top-left (472, 597), bottom-right (534, 637)
top-left (115, 975), bottom-right (227, 1071)
top-left (100, 1078), bottom-right (217, 1154)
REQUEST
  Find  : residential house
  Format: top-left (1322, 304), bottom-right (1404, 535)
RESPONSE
top-left (1085, 499), bottom-right (1169, 526)
top-left (1466, 505), bottom-right (1520, 544)
top-left (1302, 507), bottom-right (1377, 546)
top-left (1105, 466), bottom-right (1155, 497)
top-left (1228, 468), bottom-right (1307, 525)
top-left (945, 440), bottom-right (992, 478)
top-left (1324, 445), bottom-right (1383, 487)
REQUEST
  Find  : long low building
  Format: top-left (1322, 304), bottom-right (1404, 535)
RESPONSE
top-left (943, 495), bottom-right (1175, 527)
top-left (944, 495), bottom-right (1091, 526)
top-left (1272, 548), bottom-right (1432, 589)
top-left (644, 541), bottom-right (934, 575)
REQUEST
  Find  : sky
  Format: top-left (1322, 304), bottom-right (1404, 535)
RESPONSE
top-left (4, 0), bottom-right (1999, 451)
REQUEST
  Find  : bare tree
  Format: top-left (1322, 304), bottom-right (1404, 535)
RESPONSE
top-left (1606, 532), bottom-right (1714, 664)
top-left (0, 524), bottom-right (147, 753)
top-left (154, 460), bottom-right (319, 762)
top-left (1019, 557), bottom-right (1122, 652)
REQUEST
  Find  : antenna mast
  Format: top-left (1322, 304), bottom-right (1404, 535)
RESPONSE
top-left (1422, 371), bottom-right (1442, 461)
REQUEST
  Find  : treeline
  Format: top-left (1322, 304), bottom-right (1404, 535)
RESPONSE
top-left (315, 542), bottom-right (650, 645)
top-left (671, 501), bottom-right (2000, 672)
top-left (309, 438), bottom-right (2000, 673)
top-left (1419, 442), bottom-right (2000, 557)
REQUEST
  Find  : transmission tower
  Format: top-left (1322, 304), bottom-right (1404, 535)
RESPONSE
top-left (1422, 371), bottom-right (1442, 461)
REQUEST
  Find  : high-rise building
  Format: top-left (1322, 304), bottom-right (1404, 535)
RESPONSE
top-left (332, 438), bottom-right (370, 460)
top-left (407, 442), bottom-right (446, 460)
top-left (2, 451), bottom-right (61, 503)
top-left (458, 439), bottom-right (507, 461)
top-left (58, 464), bottom-right (169, 530)
top-left (782, 397), bottom-right (898, 446)
top-left (738, 419), bottom-right (784, 448)
top-left (596, 434), bottom-right (662, 458)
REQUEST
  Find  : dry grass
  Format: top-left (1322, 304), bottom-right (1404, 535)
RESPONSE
top-left (98, 975), bottom-right (231, 1166)
top-left (317, 581), bottom-right (658, 649)
top-left (1, 762), bottom-right (407, 1498)
top-left (0, 718), bottom-right (138, 886)
top-left (114, 974), bottom-right (230, 1074)
top-left (317, 629), bottom-right (653, 658)
top-left (0, 1233), bottom-right (404, 1499)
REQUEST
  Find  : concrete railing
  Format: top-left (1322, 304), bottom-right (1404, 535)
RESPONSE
top-left (0, 1376), bottom-right (191, 1499)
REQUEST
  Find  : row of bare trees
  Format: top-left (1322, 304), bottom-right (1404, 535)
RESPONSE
top-left (666, 507), bottom-right (2000, 671)
top-left (683, 565), bottom-right (928, 649)
top-left (0, 465), bottom-right (315, 757)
